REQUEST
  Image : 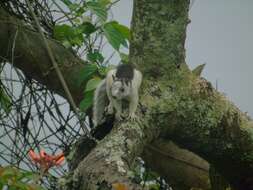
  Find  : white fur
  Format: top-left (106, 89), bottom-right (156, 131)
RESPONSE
top-left (93, 79), bottom-right (108, 127)
top-left (93, 68), bottom-right (142, 126)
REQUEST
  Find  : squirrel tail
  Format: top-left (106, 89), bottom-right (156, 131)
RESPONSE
top-left (93, 79), bottom-right (109, 127)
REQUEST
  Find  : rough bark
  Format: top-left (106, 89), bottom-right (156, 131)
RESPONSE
top-left (143, 141), bottom-right (210, 190)
top-left (130, 0), bottom-right (253, 189)
top-left (1, 0), bottom-right (253, 190)
top-left (70, 120), bottom-right (160, 190)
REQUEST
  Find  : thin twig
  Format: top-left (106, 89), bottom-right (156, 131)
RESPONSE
top-left (25, 0), bottom-right (90, 136)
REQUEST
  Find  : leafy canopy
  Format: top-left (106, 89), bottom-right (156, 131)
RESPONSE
top-left (53, 0), bottom-right (130, 111)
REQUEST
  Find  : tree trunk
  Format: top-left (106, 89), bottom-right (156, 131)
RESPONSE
top-left (130, 1), bottom-right (253, 189)
top-left (1, 1), bottom-right (253, 190)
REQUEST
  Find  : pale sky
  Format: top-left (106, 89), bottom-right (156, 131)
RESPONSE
top-left (111, 0), bottom-right (253, 117)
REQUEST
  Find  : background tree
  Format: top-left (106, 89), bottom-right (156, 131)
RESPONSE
top-left (0, 0), bottom-right (253, 190)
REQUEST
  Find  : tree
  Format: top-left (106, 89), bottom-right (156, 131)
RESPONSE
top-left (1, 0), bottom-right (253, 190)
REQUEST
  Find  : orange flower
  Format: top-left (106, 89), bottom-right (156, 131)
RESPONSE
top-left (28, 149), bottom-right (64, 172)
top-left (112, 183), bottom-right (128, 190)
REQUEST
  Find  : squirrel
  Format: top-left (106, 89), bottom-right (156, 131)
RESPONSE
top-left (93, 64), bottom-right (142, 127)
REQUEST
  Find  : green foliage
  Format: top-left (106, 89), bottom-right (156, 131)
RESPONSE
top-left (102, 21), bottom-right (129, 51)
top-left (111, 21), bottom-right (130, 40)
top-left (119, 52), bottom-right (129, 64)
top-left (79, 22), bottom-right (97, 36)
top-left (56, 0), bottom-right (130, 56)
top-left (80, 77), bottom-right (102, 111)
top-left (55, 0), bottom-right (130, 112)
top-left (76, 64), bottom-right (98, 87)
top-left (87, 49), bottom-right (104, 63)
top-left (86, 1), bottom-right (108, 22)
top-left (54, 22), bottom-right (97, 47)
top-left (79, 90), bottom-right (94, 111)
top-left (54, 24), bottom-right (73, 40)
top-left (54, 20), bottom-right (130, 51)
top-left (147, 184), bottom-right (160, 190)
top-left (144, 171), bottom-right (159, 182)
top-left (0, 166), bottom-right (45, 190)
top-left (61, 0), bottom-right (72, 7)
top-left (98, 64), bottom-right (116, 76)
top-left (0, 85), bottom-right (11, 114)
top-left (85, 77), bottom-right (102, 92)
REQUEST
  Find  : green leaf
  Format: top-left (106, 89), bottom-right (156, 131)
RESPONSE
top-left (107, 21), bottom-right (129, 45)
top-left (75, 7), bottom-right (86, 17)
top-left (192, 63), bottom-right (206, 76)
top-left (87, 49), bottom-right (104, 63)
top-left (98, 0), bottom-right (111, 7)
top-left (119, 52), bottom-right (129, 64)
top-left (53, 24), bottom-right (75, 41)
top-left (54, 24), bottom-right (86, 47)
top-left (0, 167), bottom-right (45, 190)
top-left (0, 86), bottom-right (11, 114)
top-left (76, 64), bottom-right (98, 87)
top-left (98, 65), bottom-right (115, 76)
top-left (69, 36), bottom-right (83, 46)
top-left (13, 181), bottom-right (29, 190)
top-left (80, 77), bottom-right (102, 111)
top-left (86, 1), bottom-right (107, 22)
top-left (102, 21), bottom-right (129, 50)
top-left (112, 22), bottom-right (130, 40)
top-left (85, 77), bottom-right (101, 92)
top-left (79, 22), bottom-right (97, 36)
top-left (68, 3), bottom-right (79, 11)
top-left (147, 184), bottom-right (160, 190)
top-left (60, 0), bottom-right (79, 11)
top-left (79, 90), bottom-right (94, 111)
top-left (1, 166), bottom-right (17, 181)
top-left (60, 0), bottom-right (72, 6)
top-left (17, 171), bottom-right (37, 181)
top-left (144, 171), bottom-right (159, 181)
top-left (98, 66), bottom-right (107, 76)
top-left (62, 40), bottom-right (72, 48)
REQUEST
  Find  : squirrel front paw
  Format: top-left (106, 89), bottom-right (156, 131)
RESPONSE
top-left (115, 113), bottom-right (123, 121)
top-left (127, 113), bottom-right (138, 121)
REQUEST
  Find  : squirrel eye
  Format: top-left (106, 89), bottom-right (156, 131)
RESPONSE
top-left (120, 88), bottom-right (124, 92)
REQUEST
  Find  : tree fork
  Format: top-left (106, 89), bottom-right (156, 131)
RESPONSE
top-left (130, 0), bottom-right (253, 189)
top-left (1, 1), bottom-right (253, 190)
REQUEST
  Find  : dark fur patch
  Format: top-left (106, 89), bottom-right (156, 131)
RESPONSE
top-left (115, 64), bottom-right (134, 81)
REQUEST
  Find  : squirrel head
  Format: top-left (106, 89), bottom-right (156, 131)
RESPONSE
top-left (111, 77), bottom-right (131, 100)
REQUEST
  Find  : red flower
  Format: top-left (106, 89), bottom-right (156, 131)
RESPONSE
top-left (28, 149), bottom-right (64, 172)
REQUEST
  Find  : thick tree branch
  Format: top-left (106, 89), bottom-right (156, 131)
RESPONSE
top-left (130, 1), bottom-right (253, 189)
top-left (2, 1), bottom-right (253, 190)
top-left (69, 120), bottom-right (159, 190)
top-left (158, 77), bottom-right (253, 190)
top-left (0, 7), bottom-right (86, 103)
top-left (0, 1), bottom-right (211, 190)
top-left (143, 141), bottom-right (210, 190)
